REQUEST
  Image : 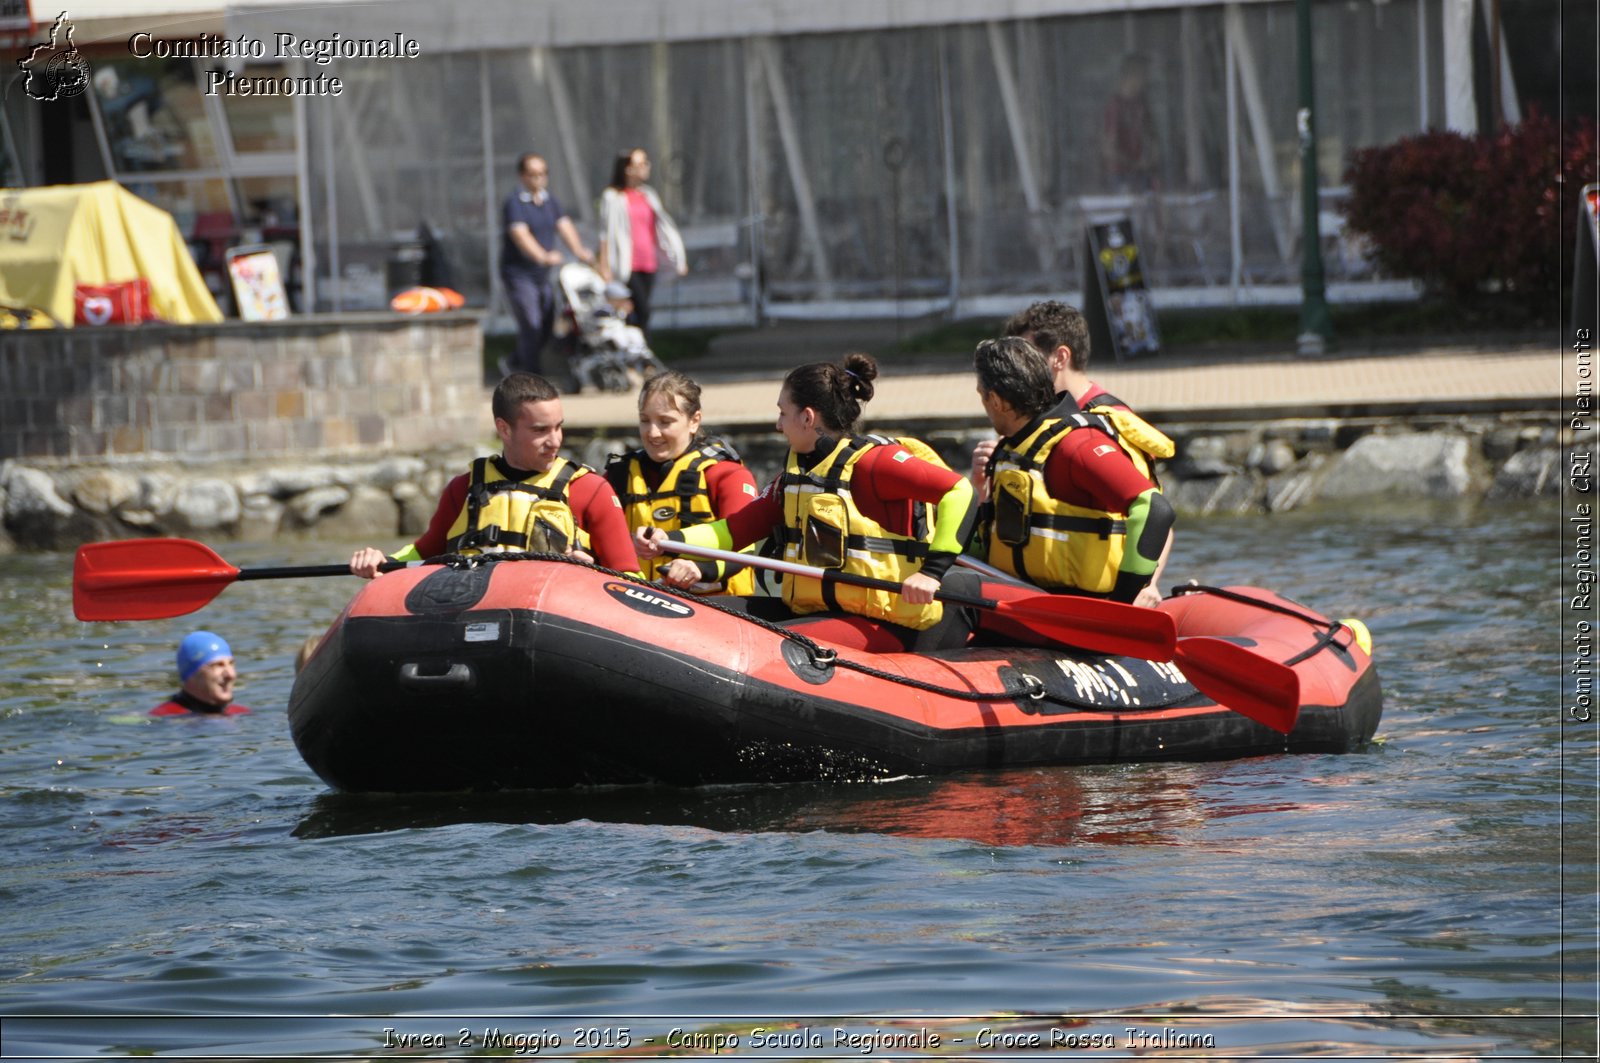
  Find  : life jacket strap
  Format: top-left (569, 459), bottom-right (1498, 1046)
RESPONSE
top-left (453, 524), bottom-right (529, 551)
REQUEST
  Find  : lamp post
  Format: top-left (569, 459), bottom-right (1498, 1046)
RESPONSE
top-left (1296, 0), bottom-right (1333, 355)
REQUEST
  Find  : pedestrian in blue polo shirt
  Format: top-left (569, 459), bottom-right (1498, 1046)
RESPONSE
top-left (500, 152), bottom-right (596, 381)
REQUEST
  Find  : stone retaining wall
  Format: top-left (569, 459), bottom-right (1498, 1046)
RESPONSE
top-left (0, 313), bottom-right (485, 462)
top-left (0, 409), bottom-right (1580, 554)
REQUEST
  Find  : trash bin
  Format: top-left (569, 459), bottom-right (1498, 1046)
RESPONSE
top-left (385, 238), bottom-right (427, 296)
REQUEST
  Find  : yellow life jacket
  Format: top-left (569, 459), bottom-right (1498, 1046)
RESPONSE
top-left (444, 456), bottom-right (591, 556)
top-left (780, 436), bottom-right (942, 631)
top-left (1080, 392), bottom-right (1175, 485)
top-left (605, 443), bottom-right (756, 595)
top-left (984, 414), bottom-right (1128, 595)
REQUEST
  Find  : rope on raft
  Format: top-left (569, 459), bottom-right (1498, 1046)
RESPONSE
top-left (1170, 582), bottom-right (1356, 665)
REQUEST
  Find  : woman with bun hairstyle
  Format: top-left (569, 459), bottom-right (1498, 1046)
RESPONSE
top-left (635, 353), bottom-right (979, 651)
top-left (605, 370), bottom-right (759, 595)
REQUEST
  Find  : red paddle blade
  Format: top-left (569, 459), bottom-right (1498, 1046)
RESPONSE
top-left (72, 538), bottom-right (240, 621)
top-left (990, 595), bottom-right (1177, 660)
top-left (1173, 636), bottom-right (1301, 735)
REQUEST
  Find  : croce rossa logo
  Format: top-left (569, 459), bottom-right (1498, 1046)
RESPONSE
top-left (18, 11), bottom-right (91, 102)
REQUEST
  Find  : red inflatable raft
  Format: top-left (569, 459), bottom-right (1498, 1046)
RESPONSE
top-left (286, 556), bottom-right (1383, 793)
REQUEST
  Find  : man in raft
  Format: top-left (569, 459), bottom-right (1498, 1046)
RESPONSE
top-left (971, 336), bottom-right (1174, 622)
top-left (972, 301), bottom-right (1177, 606)
top-left (150, 631), bottom-right (250, 716)
top-left (634, 352), bottom-right (980, 652)
top-left (350, 372), bottom-right (639, 577)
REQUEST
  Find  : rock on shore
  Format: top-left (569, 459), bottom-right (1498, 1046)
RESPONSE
top-left (0, 448), bottom-right (481, 554)
top-left (0, 412), bottom-right (1583, 554)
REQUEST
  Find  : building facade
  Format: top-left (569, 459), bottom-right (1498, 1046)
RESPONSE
top-left (3, 0), bottom-right (1583, 325)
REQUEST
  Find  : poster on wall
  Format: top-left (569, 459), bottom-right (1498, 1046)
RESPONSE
top-left (1083, 218), bottom-right (1161, 362)
top-left (226, 245), bottom-right (289, 322)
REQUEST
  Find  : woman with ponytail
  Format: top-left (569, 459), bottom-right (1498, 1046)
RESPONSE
top-left (605, 370), bottom-right (758, 595)
top-left (635, 353), bottom-right (979, 651)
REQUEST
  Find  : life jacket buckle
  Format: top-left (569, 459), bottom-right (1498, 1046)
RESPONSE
top-left (457, 525), bottom-right (501, 551)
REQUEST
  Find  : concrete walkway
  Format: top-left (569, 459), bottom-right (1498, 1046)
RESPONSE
top-left (561, 321), bottom-right (1561, 431)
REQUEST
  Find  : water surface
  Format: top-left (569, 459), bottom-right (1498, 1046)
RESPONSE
top-left (1, 501), bottom-right (1592, 1059)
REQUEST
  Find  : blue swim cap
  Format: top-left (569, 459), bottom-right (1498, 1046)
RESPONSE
top-left (177, 631), bottom-right (232, 682)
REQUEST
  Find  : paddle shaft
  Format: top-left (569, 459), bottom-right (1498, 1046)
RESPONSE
top-left (237, 561), bottom-right (412, 581)
top-left (660, 541), bottom-right (997, 608)
top-left (955, 553), bottom-right (1033, 587)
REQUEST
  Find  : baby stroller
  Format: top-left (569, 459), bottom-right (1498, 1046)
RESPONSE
top-left (554, 263), bottom-right (666, 392)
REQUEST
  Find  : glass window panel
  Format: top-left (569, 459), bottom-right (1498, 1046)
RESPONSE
top-left (92, 58), bottom-right (219, 172)
top-left (221, 65), bottom-right (296, 154)
top-left (486, 48), bottom-right (579, 220)
top-left (122, 176), bottom-right (232, 232)
top-left (296, 0), bottom-right (1453, 311)
top-left (306, 56), bottom-right (488, 308)
top-left (753, 28), bottom-right (947, 299)
top-left (235, 175), bottom-right (298, 227)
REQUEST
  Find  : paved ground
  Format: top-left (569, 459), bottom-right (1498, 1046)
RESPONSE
top-left (561, 319), bottom-right (1561, 431)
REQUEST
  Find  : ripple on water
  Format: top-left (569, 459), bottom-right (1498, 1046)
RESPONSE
top-left (0, 513), bottom-right (1589, 1056)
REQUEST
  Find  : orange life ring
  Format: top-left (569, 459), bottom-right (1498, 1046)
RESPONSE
top-left (389, 286), bottom-right (465, 313)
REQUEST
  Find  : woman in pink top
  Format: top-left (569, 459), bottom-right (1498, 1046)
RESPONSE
top-left (596, 148), bottom-right (688, 336)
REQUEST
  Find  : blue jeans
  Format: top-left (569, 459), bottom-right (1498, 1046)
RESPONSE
top-left (501, 269), bottom-right (555, 377)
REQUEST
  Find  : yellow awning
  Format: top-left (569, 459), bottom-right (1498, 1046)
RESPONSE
top-left (0, 180), bottom-right (223, 326)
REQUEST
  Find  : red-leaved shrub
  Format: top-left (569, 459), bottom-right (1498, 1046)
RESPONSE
top-left (1344, 111), bottom-right (1598, 316)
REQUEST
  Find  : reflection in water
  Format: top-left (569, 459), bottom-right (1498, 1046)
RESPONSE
top-left (293, 764), bottom-right (1301, 848)
top-left (99, 813), bottom-right (246, 851)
